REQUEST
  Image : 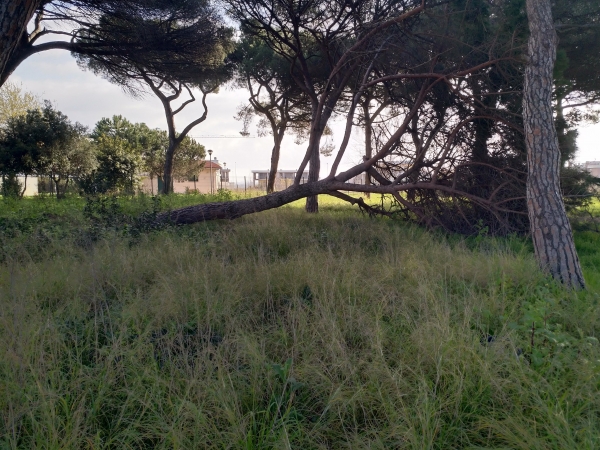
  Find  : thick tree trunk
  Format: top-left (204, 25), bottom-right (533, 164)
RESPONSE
top-left (305, 144), bottom-right (320, 212)
top-left (53, 176), bottom-right (65, 199)
top-left (472, 118), bottom-right (492, 162)
top-left (267, 132), bottom-right (283, 194)
top-left (524, 0), bottom-right (585, 289)
top-left (19, 174), bottom-right (27, 198)
top-left (162, 138), bottom-right (179, 195)
top-left (471, 79), bottom-right (494, 164)
top-left (363, 104), bottom-right (372, 198)
top-left (470, 80), bottom-right (495, 199)
top-left (0, 0), bottom-right (41, 87)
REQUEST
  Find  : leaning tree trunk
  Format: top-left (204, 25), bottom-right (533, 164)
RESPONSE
top-left (0, 0), bottom-right (41, 87)
top-left (158, 180), bottom-right (330, 224)
top-left (523, 0), bottom-right (585, 289)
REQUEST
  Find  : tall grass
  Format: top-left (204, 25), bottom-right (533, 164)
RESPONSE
top-left (1, 200), bottom-right (599, 449)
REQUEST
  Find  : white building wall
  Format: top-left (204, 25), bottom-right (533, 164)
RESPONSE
top-left (0, 175), bottom-right (38, 196)
top-left (585, 161), bottom-right (600, 178)
top-left (139, 168), bottom-right (220, 194)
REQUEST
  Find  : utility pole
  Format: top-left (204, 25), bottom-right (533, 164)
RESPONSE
top-left (220, 163), bottom-right (223, 190)
top-left (208, 149), bottom-right (213, 195)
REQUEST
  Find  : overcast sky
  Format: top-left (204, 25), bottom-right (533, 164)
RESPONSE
top-left (10, 48), bottom-right (600, 185)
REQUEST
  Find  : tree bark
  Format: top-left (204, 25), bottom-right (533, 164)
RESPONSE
top-left (163, 137), bottom-right (178, 194)
top-left (524, 0), bottom-right (585, 289)
top-left (267, 130), bottom-right (284, 194)
top-left (19, 174), bottom-right (27, 198)
top-left (305, 140), bottom-right (320, 212)
top-left (304, 117), bottom-right (325, 213)
top-left (53, 175), bottom-right (65, 199)
top-left (362, 102), bottom-right (372, 198)
top-left (140, 75), bottom-right (209, 195)
top-left (0, 0), bottom-right (41, 87)
top-left (158, 180), bottom-right (330, 224)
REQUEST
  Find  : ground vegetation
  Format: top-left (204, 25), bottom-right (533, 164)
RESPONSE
top-left (1, 0), bottom-right (598, 286)
top-left (0, 196), bottom-right (599, 448)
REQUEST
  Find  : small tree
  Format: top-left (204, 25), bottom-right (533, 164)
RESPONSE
top-left (139, 127), bottom-right (206, 192)
top-left (81, 116), bottom-right (143, 194)
top-left (173, 137), bottom-right (206, 183)
top-left (45, 134), bottom-right (97, 198)
top-left (138, 126), bottom-right (169, 194)
top-left (75, 4), bottom-right (234, 194)
top-left (0, 102), bottom-right (79, 198)
top-left (0, 81), bottom-right (40, 126)
top-left (233, 35), bottom-right (311, 193)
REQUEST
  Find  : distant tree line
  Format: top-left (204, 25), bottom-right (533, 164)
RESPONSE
top-left (0, 84), bottom-right (205, 198)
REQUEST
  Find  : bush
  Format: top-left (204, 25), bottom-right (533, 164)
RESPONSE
top-left (0, 174), bottom-right (22, 198)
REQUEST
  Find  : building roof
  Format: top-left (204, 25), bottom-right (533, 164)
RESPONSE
top-left (251, 169), bottom-right (308, 174)
top-left (202, 161), bottom-right (222, 169)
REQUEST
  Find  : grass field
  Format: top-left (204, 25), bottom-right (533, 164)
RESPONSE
top-left (1, 194), bottom-right (599, 449)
